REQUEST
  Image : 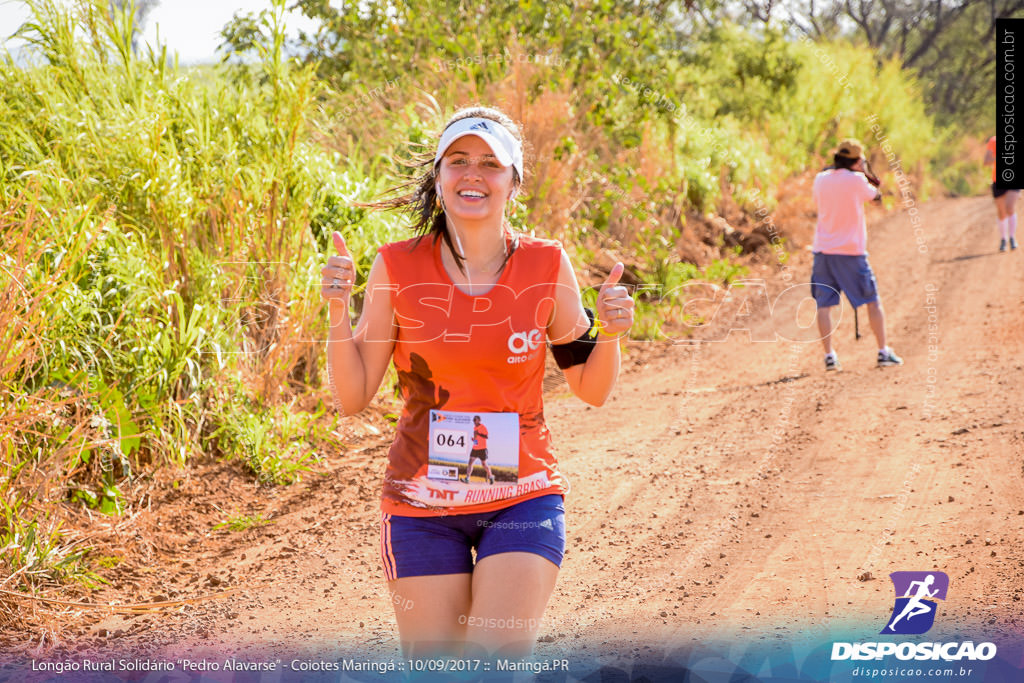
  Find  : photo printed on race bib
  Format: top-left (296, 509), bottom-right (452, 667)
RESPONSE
top-left (427, 410), bottom-right (519, 484)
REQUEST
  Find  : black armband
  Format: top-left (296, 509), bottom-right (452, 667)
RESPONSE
top-left (549, 307), bottom-right (597, 369)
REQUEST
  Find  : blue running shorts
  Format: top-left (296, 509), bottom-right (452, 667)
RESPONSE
top-left (810, 252), bottom-right (879, 308)
top-left (380, 494), bottom-right (566, 580)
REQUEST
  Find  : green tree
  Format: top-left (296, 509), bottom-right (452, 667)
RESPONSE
top-left (740, 0), bottom-right (1024, 131)
top-left (227, 0), bottom-right (691, 97)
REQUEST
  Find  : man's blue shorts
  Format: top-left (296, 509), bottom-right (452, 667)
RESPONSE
top-left (380, 494), bottom-right (565, 580)
top-left (810, 252), bottom-right (879, 308)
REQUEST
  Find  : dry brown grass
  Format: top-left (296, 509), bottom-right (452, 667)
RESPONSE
top-left (0, 191), bottom-right (117, 644)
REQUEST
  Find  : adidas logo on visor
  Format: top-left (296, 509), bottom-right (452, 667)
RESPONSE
top-left (434, 117), bottom-right (523, 177)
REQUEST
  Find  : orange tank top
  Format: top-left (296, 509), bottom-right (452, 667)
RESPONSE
top-left (987, 136), bottom-right (997, 183)
top-left (377, 233), bottom-right (568, 517)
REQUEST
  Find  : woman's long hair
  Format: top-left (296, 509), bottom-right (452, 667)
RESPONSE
top-left (366, 106), bottom-right (525, 273)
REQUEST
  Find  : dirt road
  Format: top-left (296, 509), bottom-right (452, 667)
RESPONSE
top-left (30, 196), bottom-right (1023, 668)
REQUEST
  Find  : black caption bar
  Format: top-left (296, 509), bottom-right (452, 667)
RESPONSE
top-left (997, 18), bottom-right (1024, 189)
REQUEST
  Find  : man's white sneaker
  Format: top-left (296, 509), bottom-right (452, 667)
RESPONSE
top-left (877, 349), bottom-right (904, 367)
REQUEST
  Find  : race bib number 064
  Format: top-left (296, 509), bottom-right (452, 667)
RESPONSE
top-left (433, 428), bottom-right (470, 456)
top-left (427, 410), bottom-right (519, 483)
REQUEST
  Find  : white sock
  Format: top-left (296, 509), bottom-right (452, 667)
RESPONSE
top-left (825, 351), bottom-right (837, 361)
top-left (879, 346), bottom-right (888, 355)
top-left (1009, 214), bottom-right (1018, 239)
top-left (999, 218), bottom-right (1010, 240)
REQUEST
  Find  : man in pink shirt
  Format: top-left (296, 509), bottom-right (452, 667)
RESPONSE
top-left (811, 138), bottom-right (903, 371)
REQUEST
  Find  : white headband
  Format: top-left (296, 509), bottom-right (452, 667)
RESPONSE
top-left (434, 117), bottom-right (523, 178)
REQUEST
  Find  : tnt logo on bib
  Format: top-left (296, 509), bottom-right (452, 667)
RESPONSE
top-left (507, 329), bottom-right (543, 364)
top-left (882, 571), bottom-right (949, 635)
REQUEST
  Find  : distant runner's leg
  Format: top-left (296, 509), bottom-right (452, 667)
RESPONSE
top-left (866, 300), bottom-right (887, 351)
top-left (1007, 191), bottom-right (1019, 240)
top-left (996, 193), bottom-right (1011, 243)
top-left (817, 306), bottom-right (835, 355)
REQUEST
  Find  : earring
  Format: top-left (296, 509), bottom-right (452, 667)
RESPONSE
top-left (435, 195), bottom-right (441, 210)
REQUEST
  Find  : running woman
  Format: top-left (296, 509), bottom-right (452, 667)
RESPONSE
top-left (984, 135), bottom-right (1019, 251)
top-left (811, 138), bottom-right (903, 371)
top-left (463, 415), bottom-right (494, 485)
top-left (320, 106), bottom-right (634, 659)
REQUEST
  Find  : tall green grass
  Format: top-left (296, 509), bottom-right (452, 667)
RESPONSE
top-left (0, 0), bottom-right (404, 593)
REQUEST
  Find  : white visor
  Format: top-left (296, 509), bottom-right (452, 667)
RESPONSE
top-left (434, 117), bottom-right (523, 178)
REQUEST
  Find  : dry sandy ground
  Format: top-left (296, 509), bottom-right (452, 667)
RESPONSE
top-left (4, 195), bottom-right (1022, 677)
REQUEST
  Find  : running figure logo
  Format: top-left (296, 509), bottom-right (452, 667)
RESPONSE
top-left (882, 571), bottom-right (949, 635)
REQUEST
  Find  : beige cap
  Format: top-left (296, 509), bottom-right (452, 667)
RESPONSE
top-left (835, 138), bottom-right (865, 160)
